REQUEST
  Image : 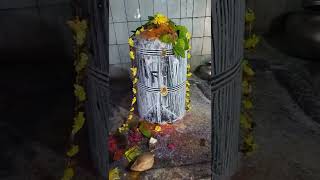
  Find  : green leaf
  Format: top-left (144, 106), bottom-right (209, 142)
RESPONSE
top-left (62, 167), bottom-right (74, 180)
top-left (173, 39), bottom-right (186, 58)
top-left (175, 25), bottom-right (188, 39)
top-left (240, 114), bottom-right (252, 129)
top-left (245, 34), bottom-right (260, 49)
top-left (74, 84), bottom-right (86, 102)
top-left (72, 112), bottom-right (85, 135)
top-left (138, 124), bottom-right (151, 138)
top-left (75, 53), bottom-right (88, 73)
top-left (159, 34), bottom-right (174, 44)
top-left (173, 45), bottom-right (185, 58)
top-left (66, 145), bottom-right (79, 157)
top-left (245, 9), bottom-right (256, 23)
top-left (183, 38), bottom-right (190, 50)
top-left (243, 63), bottom-right (255, 76)
top-left (242, 99), bottom-right (253, 110)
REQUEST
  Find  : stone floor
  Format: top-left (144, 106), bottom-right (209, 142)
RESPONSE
top-left (0, 37), bottom-right (320, 180)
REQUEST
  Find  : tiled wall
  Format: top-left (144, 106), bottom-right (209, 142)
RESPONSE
top-left (109, 0), bottom-right (212, 74)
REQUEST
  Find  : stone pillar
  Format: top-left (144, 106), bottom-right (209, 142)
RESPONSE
top-left (211, 0), bottom-right (245, 179)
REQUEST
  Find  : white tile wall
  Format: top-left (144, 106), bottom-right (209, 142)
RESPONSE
top-left (109, 4), bottom-right (113, 23)
top-left (202, 37), bottom-right (211, 55)
top-left (168, 0), bottom-right (181, 19)
top-left (109, 0), bottom-right (212, 69)
top-left (109, 23), bottom-right (116, 45)
top-left (114, 22), bottom-right (129, 44)
top-left (191, 38), bottom-right (203, 55)
top-left (204, 17), bottom-right (211, 36)
top-left (186, 0), bottom-right (194, 17)
top-left (124, 0), bottom-right (141, 21)
top-left (109, 45), bottom-right (120, 64)
top-left (110, 0), bottom-right (126, 22)
top-left (128, 21), bottom-right (142, 36)
top-left (193, 0), bottom-right (206, 17)
top-left (180, 18), bottom-right (193, 35)
top-left (193, 17), bottom-right (205, 37)
top-left (119, 44), bottom-right (130, 63)
top-left (154, 0), bottom-right (167, 16)
top-left (171, 18), bottom-right (181, 25)
top-left (206, 0), bottom-right (211, 16)
top-left (139, 0), bottom-right (154, 21)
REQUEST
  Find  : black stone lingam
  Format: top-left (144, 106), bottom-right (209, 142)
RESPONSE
top-left (284, 0), bottom-right (320, 59)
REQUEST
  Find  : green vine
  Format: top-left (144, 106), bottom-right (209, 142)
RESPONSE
top-left (241, 8), bottom-right (259, 156)
top-left (61, 17), bottom-right (88, 180)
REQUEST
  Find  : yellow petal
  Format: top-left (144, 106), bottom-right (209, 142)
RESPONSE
top-left (128, 38), bottom-right (134, 47)
top-left (130, 67), bottom-right (137, 77)
top-left (133, 78), bottom-right (138, 84)
top-left (186, 81), bottom-right (191, 87)
top-left (129, 51), bottom-right (135, 60)
top-left (128, 114), bottom-right (133, 120)
top-left (187, 72), bottom-right (192, 77)
top-left (131, 97), bottom-right (137, 105)
top-left (132, 88), bottom-right (137, 94)
top-left (154, 126), bottom-right (161, 132)
top-left (130, 107), bottom-right (135, 112)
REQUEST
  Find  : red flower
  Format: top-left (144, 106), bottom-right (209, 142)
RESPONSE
top-left (113, 149), bottom-right (125, 161)
top-left (108, 136), bottom-right (117, 153)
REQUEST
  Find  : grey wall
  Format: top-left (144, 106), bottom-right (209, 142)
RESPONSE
top-left (0, 0), bottom-right (73, 62)
top-left (247, 0), bottom-right (303, 33)
top-left (109, 0), bottom-right (212, 76)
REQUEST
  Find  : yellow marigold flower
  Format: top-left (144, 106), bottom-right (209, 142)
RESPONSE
top-left (135, 30), bottom-right (140, 35)
top-left (140, 27), bottom-right (144, 32)
top-left (186, 32), bottom-right (191, 40)
top-left (154, 126), bottom-right (161, 132)
top-left (128, 38), bottom-right (134, 47)
top-left (187, 53), bottom-right (191, 59)
top-left (152, 13), bottom-right (169, 25)
top-left (129, 51), bottom-right (135, 60)
top-left (130, 67), bottom-right (137, 77)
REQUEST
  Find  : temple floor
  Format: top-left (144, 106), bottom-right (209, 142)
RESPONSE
top-left (0, 38), bottom-right (320, 179)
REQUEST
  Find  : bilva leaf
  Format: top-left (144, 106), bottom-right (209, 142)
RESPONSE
top-left (67, 145), bottom-right (79, 157)
top-left (72, 112), bottom-right (85, 135)
top-left (159, 34), bottom-right (174, 44)
top-left (138, 124), bottom-right (151, 138)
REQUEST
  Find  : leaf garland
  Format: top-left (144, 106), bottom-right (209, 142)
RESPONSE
top-left (241, 8), bottom-right (259, 156)
top-left (62, 16), bottom-right (88, 180)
